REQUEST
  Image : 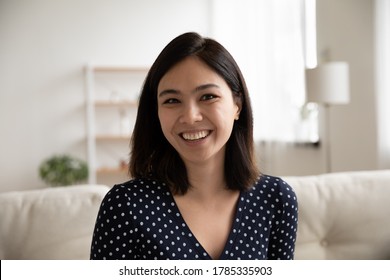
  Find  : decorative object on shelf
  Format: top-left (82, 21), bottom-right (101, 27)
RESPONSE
top-left (119, 159), bottom-right (128, 170)
top-left (39, 155), bottom-right (88, 187)
top-left (306, 61), bottom-right (350, 172)
top-left (119, 109), bottom-right (131, 136)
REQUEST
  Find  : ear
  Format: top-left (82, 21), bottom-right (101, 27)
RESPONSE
top-left (234, 95), bottom-right (242, 120)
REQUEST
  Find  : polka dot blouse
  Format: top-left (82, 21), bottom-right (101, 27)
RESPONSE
top-left (90, 175), bottom-right (298, 260)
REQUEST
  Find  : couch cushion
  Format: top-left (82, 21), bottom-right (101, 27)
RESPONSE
top-left (284, 170), bottom-right (390, 259)
top-left (0, 185), bottom-right (109, 260)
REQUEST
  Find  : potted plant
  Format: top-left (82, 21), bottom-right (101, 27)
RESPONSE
top-left (39, 154), bottom-right (88, 186)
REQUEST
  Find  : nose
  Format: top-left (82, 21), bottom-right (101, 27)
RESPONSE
top-left (179, 101), bottom-right (203, 124)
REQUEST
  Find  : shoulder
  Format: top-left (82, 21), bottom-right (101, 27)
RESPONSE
top-left (249, 174), bottom-right (298, 208)
top-left (100, 178), bottom-right (169, 206)
top-left (113, 178), bottom-right (168, 193)
top-left (255, 175), bottom-right (296, 196)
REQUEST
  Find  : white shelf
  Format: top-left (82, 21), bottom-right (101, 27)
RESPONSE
top-left (97, 167), bottom-right (128, 175)
top-left (85, 64), bottom-right (148, 185)
top-left (95, 135), bottom-right (131, 141)
top-left (94, 100), bottom-right (138, 107)
top-left (91, 66), bottom-right (149, 72)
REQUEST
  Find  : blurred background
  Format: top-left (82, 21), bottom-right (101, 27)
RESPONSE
top-left (0, 0), bottom-right (389, 191)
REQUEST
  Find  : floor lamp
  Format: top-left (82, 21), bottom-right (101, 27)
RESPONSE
top-left (305, 62), bottom-right (350, 173)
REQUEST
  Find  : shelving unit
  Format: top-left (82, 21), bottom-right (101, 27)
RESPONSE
top-left (85, 64), bottom-right (149, 185)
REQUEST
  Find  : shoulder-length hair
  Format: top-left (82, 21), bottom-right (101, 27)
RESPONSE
top-left (129, 32), bottom-right (259, 194)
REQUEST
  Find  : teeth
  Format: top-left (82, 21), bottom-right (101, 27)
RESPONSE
top-left (182, 130), bottom-right (209, 141)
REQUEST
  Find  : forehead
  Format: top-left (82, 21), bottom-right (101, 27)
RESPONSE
top-left (157, 57), bottom-right (229, 92)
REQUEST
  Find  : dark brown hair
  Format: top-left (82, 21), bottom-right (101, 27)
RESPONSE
top-left (129, 32), bottom-right (259, 194)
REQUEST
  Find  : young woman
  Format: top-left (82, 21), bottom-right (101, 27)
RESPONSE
top-left (90, 32), bottom-right (298, 260)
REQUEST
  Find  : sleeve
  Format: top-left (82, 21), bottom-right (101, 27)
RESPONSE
top-left (90, 185), bottom-right (138, 260)
top-left (267, 179), bottom-right (299, 260)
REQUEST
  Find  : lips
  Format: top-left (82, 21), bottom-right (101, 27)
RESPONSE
top-left (181, 130), bottom-right (211, 141)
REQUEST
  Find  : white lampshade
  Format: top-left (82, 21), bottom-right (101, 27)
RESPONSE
top-left (306, 62), bottom-right (350, 105)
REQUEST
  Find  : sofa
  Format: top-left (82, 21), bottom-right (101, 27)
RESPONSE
top-left (0, 184), bottom-right (109, 260)
top-left (1, 170), bottom-right (390, 260)
top-left (284, 170), bottom-right (390, 259)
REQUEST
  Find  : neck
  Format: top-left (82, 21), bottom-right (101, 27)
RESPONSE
top-left (183, 155), bottom-right (229, 201)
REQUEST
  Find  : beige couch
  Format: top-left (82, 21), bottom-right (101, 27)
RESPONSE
top-left (1, 170), bottom-right (390, 260)
top-left (284, 170), bottom-right (390, 259)
top-left (0, 185), bottom-right (109, 260)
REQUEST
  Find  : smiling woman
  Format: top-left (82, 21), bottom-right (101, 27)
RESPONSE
top-left (131, 32), bottom-right (255, 195)
top-left (90, 32), bottom-right (298, 260)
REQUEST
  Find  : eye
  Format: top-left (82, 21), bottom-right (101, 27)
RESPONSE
top-left (200, 94), bottom-right (218, 101)
top-left (163, 98), bottom-right (180, 104)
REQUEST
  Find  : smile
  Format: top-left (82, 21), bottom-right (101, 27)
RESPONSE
top-left (181, 130), bottom-right (211, 141)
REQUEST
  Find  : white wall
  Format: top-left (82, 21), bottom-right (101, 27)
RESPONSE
top-left (0, 0), bottom-right (211, 192)
top-left (316, 0), bottom-right (378, 172)
top-left (0, 0), bottom-right (381, 192)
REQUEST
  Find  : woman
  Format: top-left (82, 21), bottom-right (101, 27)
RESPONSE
top-left (90, 32), bottom-right (298, 260)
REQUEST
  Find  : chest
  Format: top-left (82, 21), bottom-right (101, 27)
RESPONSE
top-left (129, 188), bottom-right (274, 260)
top-left (173, 193), bottom-right (240, 259)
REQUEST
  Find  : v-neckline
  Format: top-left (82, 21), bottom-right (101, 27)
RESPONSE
top-left (165, 187), bottom-right (247, 260)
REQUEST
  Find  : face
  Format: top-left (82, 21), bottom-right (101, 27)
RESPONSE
top-left (157, 56), bottom-right (241, 166)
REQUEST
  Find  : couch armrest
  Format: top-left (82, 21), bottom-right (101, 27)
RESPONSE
top-left (0, 185), bottom-right (110, 260)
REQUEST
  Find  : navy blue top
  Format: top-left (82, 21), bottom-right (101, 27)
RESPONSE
top-left (90, 175), bottom-right (298, 260)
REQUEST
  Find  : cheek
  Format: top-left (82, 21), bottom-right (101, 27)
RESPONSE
top-left (217, 104), bottom-right (238, 126)
top-left (221, 106), bottom-right (239, 137)
top-left (158, 110), bottom-right (173, 138)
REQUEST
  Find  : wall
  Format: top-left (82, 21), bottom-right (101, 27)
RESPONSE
top-left (0, 0), bottom-right (211, 192)
top-left (316, 0), bottom-right (378, 172)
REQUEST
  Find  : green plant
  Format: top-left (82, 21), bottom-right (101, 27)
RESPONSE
top-left (39, 155), bottom-right (88, 186)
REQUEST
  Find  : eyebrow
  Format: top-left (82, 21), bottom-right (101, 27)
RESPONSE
top-left (158, 83), bottom-right (220, 98)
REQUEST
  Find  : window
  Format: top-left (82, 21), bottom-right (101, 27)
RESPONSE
top-left (211, 0), bottom-right (317, 142)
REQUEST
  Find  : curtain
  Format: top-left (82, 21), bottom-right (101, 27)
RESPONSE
top-left (375, 0), bottom-right (390, 168)
top-left (210, 0), bottom-right (315, 142)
